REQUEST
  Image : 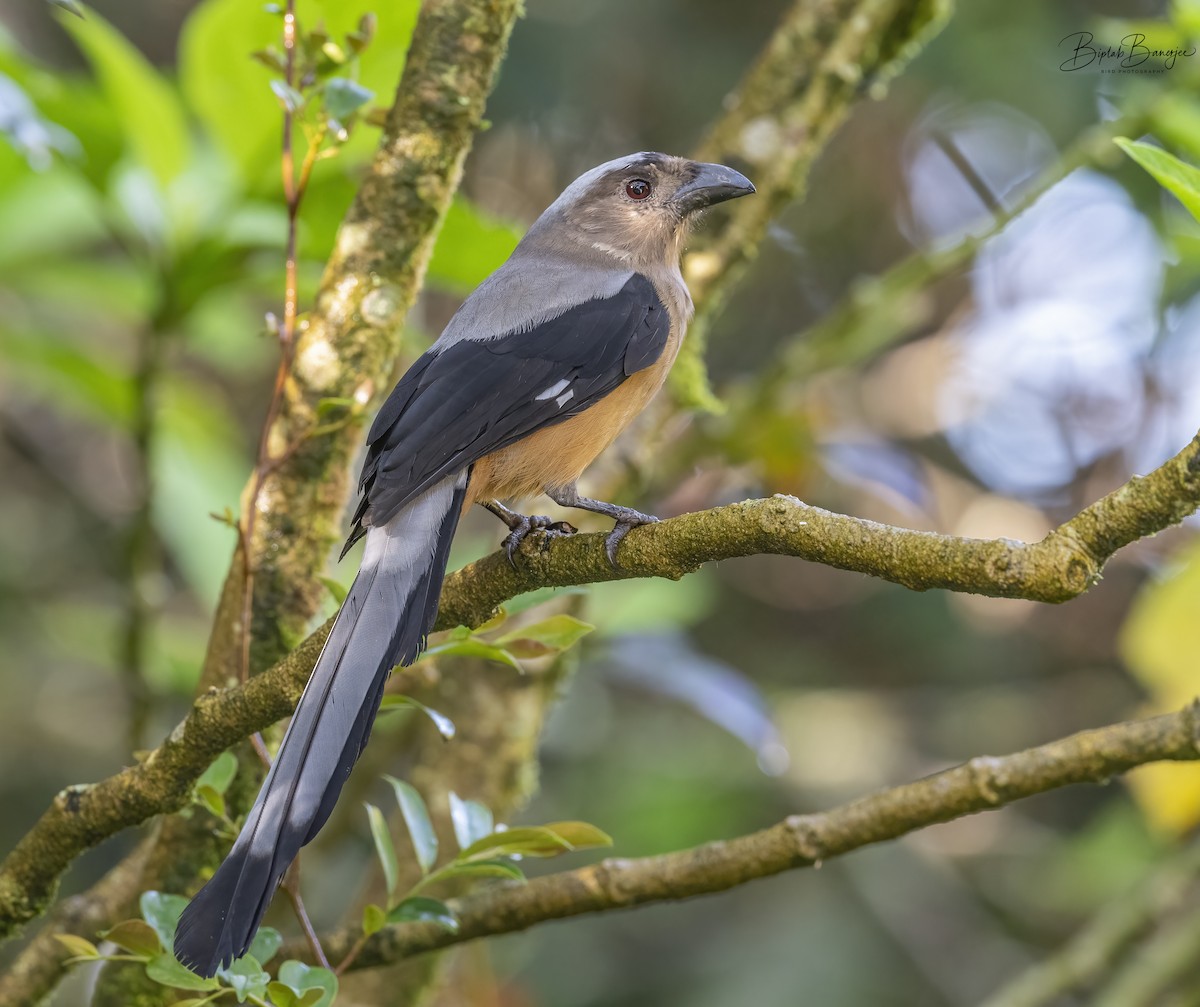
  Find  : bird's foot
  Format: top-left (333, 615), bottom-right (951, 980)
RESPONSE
top-left (500, 513), bottom-right (577, 566)
top-left (601, 507), bottom-right (659, 568)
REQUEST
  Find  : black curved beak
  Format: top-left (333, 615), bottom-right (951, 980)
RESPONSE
top-left (673, 161), bottom-right (755, 214)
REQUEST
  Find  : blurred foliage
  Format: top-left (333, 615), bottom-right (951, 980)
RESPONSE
top-left (3, 0), bottom-right (1200, 1004)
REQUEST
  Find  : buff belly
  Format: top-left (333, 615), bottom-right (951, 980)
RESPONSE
top-left (466, 361), bottom-right (668, 507)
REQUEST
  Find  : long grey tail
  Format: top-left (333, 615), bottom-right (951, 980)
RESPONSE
top-left (174, 472), bottom-right (468, 977)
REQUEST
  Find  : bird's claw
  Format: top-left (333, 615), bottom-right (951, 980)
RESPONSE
top-left (502, 515), bottom-right (577, 566)
top-left (603, 511), bottom-right (659, 568)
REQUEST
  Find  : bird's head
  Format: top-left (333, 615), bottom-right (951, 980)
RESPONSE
top-left (537, 152), bottom-right (755, 268)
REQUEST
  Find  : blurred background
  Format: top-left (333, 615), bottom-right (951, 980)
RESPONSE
top-left (3, 0), bottom-right (1200, 1004)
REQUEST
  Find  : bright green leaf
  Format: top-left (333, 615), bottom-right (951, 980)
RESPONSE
top-left (196, 750), bottom-right (238, 795)
top-left (539, 820), bottom-right (614, 850)
top-left (145, 952), bottom-right (220, 991)
top-left (459, 821), bottom-right (612, 861)
top-left (217, 954), bottom-right (270, 1003)
top-left (436, 859), bottom-right (525, 883)
top-left (59, 6), bottom-right (190, 187)
top-left (423, 637), bottom-right (523, 671)
top-left (386, 896), bottom-right (458, 932)
top-left (101, 918), bottom-right (161, 957)
top-left (267, 983), bottom-right (299, 1007)
top-left (54, 933), bottom-right (101, 960)
top-left (459, 826), bottom-right (572, 861)
top-left (276, 961), bottom-right (338, 1007)
top-left (378, 695), bottom-right (456, 739)
top-left (1116, 136), bottom-right (1200, 223)
top-left (385, 776), bottom-right (438, 873)
top-left (247, 926), bottom-right (282, 966)
top-left (495, 614), bottom-right (595, 658)
top-left (195, 784), bottom-right (226, 818)
top-left (362, 902), bottom-right (386, 936)
top-left (448, 792), bottom-right (493, 850)
top-left (365, 802), bottom-right (399, 898)
top-left (319, 575), bottom-right (348, 606)
top-left (179, 0), bottom-right (280, 185)
top-left (139, 890), bottom-right (190, 949)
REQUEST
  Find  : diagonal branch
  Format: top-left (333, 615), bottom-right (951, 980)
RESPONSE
top-left (1, 428), bottom-right (1197, 940)
top-left (283, 703), bottom-right (1200, 970)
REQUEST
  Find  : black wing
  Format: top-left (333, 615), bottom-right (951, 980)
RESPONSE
top-left (343, 272), bottom-right (670, 554)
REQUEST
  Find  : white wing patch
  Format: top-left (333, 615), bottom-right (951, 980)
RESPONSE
top-left (535, 378), bottom-right (571, 401)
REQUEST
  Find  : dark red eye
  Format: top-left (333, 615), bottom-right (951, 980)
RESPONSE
top-left (625, 178), bottom-right (652, 200)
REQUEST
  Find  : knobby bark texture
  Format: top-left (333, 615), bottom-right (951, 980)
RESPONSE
top-left (283, 704), bottom-right (1200, 970)
top-left (671, 0), bottom-right (951, 407)
top-left (3, 425), bottom-right (1198, 955)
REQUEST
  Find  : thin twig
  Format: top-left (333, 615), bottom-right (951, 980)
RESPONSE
top-left (281, 858), bottom-right (331, 970)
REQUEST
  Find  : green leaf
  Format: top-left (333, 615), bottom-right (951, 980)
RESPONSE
top-left (458, 826), bottom-right (572, 861)
top-left (436, 859), bottom-right (525, 883)
top-left (145, 952), bottom-right (221, 991)
top-left (59, 6), bottom-right (190, 187)
top-left (101, 918), bottom-right (161, 957)
top-left (539, 820), bottom-right (614, 850)
top-left (495, 614), bottom-right (595, 659)
top-left (54, 933), bottom-right (101, 960)
top-left (267, 983), bottom-right (299, 1007)
top-left (459, 821), bottom-right (613, 861)
top-left (179, 0), bottom-right (280, 184)
top-left (139, 890), bottom-right (190, 949)
top-left (386, 896), bottom-right (458, 932)
top-left (385, 776), bottom-right (438, 874)
top-left (217, 954), bottom-right (270, 1003)
top-left (362, 902), bottom-right (386, 936)
top-left (195, 784), bottom-right (226, 818)
top-left (324, 77), bottom-right (374, 120)
top-left (378, 695), bottom-right (456, 739)
top-left (319, 575), bottom-right (348, 606)
top-left (448, 792), bottom-right (493, 850)
top-left (275, 961), bottom-right (338, 1007)
top-left (423, 637), bottom-right (523, 671)
top-left (1116, 136), bottom-right (1200, 223)
top-left (269, 79), bottom-right (305, 113)
top-left (196, 750), bottom-right (238, 795)
top-left (246, 926), bottom-right (282, 966)
top-left (365, 802), bottom-right (399, 898)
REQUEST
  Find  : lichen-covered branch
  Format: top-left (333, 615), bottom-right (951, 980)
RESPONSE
top-left (671, 0), bottom-right (951, 407)
top-left (282, 704), bottom-right (1200, 970)
top-left (980, 841), bottom-right (1200, 1007)
top-left (2, 428), bottom-right (1196, 941)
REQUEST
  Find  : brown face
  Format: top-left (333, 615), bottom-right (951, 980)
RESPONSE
top-left (561, 153), bottom-right (754, 265)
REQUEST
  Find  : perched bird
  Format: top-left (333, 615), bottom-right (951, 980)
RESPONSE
top-left (173, 152), bottom-right (754, 975)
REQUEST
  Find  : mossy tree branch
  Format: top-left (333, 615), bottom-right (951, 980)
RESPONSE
top-left (1, 427), bottom-right (1197, 944)
top-left (671, 0), bottom-right (951, 407)
top-left (280, 704), bottom-right (1200, 970)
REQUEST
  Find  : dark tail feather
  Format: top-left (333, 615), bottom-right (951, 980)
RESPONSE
top-left (174, 472), bottom-right (468, 977)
